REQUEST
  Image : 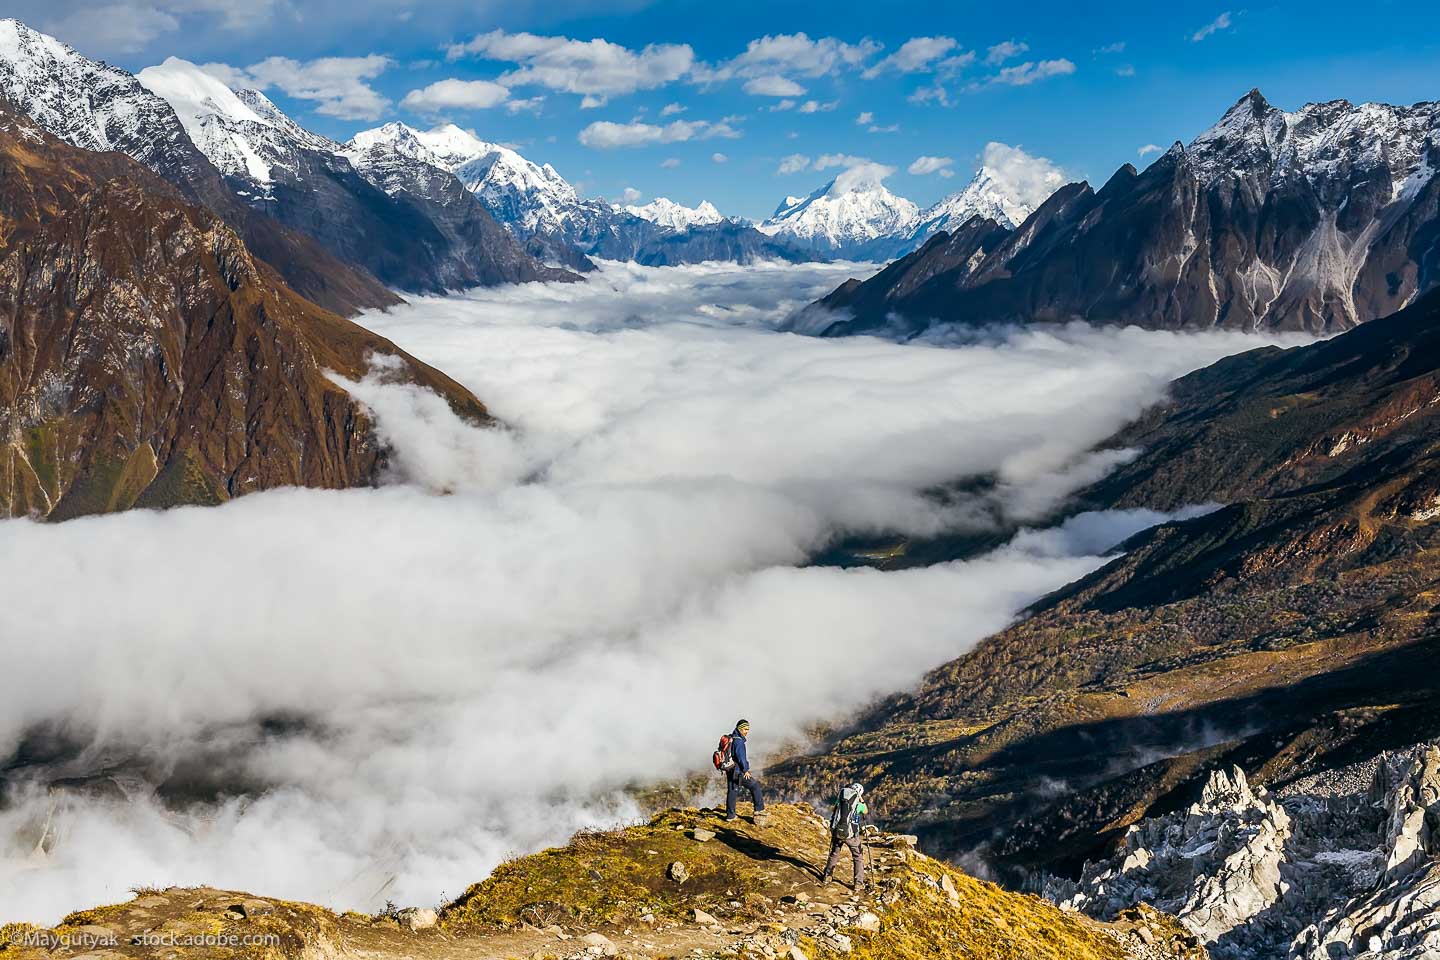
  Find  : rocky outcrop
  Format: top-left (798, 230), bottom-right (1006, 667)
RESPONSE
top-left (1048, 744), bottom-right (1440, 960)
top-left (1049, 768), bottom-right (1292, 945)
top-left (0, 109), bottom-right (487, 520)
top-left (0, 805), bottom-right (1199, 960)
top-left (810, 90), bottom-right (1440, 338)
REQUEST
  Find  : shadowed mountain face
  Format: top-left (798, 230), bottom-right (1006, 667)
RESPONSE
top-left (0, 110), bottom-right (488, 520)
top-left (771, 288), bottom-right (1440, 878)
top-left (806, 90), bottom-right (1440, 339)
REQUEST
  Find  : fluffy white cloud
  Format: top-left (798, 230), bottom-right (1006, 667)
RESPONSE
top-left (909, 83), bottom-right (950, 106)
top-left (1192, 12), bottom-right (1233, 41)
top-left (855, 110), bottom-right (874, 125)
top-left (979, 142), bottom-right (1070, 207)
top-left (660, 102), bottom-right (687, 116)
top-left (711, 152), bottom-right (728, 164)
top-left (768, 99), bottom-right (797, 112)
top-left (743, 75), bottom-right (807, 97)
top-left (620, 186), bottom-right (642, 203)
top-left (990, 58), bottom-right (1076, 86)
top-left (448, 29), bottom-right (695, 99)
top-left (400, 78), bottom-right (510, 113)
top-left (1094, 41), bottom-right (1126, 55)
top-left (36, 0), bottom-right (279, 56)
top-left (578, 118), bottom-right (740, 149)
top-left (798, 99), bottom-right (838, 113)
top-left (0, 260), bottom-right (1305, 923)
top-left (697, 32), bottom-right (881, 84)
top-left (222, 54), bottom-right (392, 119)
top-left (984, 39), bottom-right (1030, 65)
top-left (815, 152), bottom-right (869, 171)
top-left (660, 157), bottom-right (680, 168)
top-left (1138, 143), bottom-right (1163, 156)
top-left (908, 155), bottom-right (953, 176)
top-left (862, 36), bottom-right (960, 78)
top-left (777, 153), bottom-right (811, 174)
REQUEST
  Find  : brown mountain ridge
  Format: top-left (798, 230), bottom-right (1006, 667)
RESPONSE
top-left (0, 108), bottom-right (488, 520)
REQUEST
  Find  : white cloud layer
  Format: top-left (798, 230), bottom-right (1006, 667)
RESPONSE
top-left (400, 78), bottom-right (510, 112)
top-left (908, 155), bottom-right (953, 176)
top-left (1192, 12), bottom-right (1233, 42)
top-left (861, 36), bottom-right (960, 78)
top-left (979, 141), bottom-right (1070, 207)
top-left (0, 262), bottom-right (1307, 924)
top-left (213, 54), bottom-right (393, 119)
top-left (743, 75), bottom-right (807, 97)
top-left (448, 29), bottom-right (695, 100)
top-left (578, 118), bottom-right (740, 149)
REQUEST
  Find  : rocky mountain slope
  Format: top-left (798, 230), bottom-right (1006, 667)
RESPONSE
top-left (1048, 745), bottom-right (1440, 960)
top-left (0, 18), bottom-right (395, 316)
top-left (0, 803), bottom-right (1203, 960)
top-left (134, 57), bottom-right (575, 292)
top-left (771, 288), bottom-right (1440, 887)
top-left (0, 109), bottom-right (487, 520)
top-left (808, 90), bottom-right (1440, 337)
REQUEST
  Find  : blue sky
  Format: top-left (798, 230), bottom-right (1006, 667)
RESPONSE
top-left (22, 0), bottom-right (1440, 220)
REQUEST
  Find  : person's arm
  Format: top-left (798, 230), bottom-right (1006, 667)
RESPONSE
top-left (735, 736), bottom-right (750, 774)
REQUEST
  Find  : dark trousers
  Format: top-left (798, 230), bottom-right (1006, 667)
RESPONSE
top-left (824, 835), bottom-right (865, 887)
top-left (726, 771), bottom-right (765, 818)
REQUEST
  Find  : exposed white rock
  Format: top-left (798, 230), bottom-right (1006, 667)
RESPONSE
top-left (1048, 743), bottom-right (1440, 960)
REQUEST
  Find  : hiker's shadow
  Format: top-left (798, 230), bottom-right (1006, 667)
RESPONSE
top-left (714, 826), bottom-right (824, 879)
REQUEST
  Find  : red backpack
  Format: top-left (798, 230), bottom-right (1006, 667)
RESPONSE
top-left (712, 734), bottom-right (736, 771)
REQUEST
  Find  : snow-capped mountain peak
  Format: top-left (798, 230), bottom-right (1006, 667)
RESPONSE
top-left (622, 197), bottom-right (726, 231)
top-left (1183, 89), bottom-right (1440, 197)
top-left (0, 18), bottom-right (191, 171)
top-left (348, 121), bottom-right (580, 234)
top-left (137, 57), bottom-right (339, 189)
top-left (907, 163), bottom-right (1054, 246)
top-left (758, 167), bottom-right (918, 258)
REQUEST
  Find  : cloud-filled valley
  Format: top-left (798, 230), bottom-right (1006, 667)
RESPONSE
top-left (0, 261), bottom-right (1309, 923)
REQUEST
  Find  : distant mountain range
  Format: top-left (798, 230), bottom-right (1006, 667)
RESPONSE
top-left (758, 158), bottom-right (1059, 262)
top-left (803, 89), bottom-right (1440, 336)
top-left (348, 120), bottom-right (819, 267)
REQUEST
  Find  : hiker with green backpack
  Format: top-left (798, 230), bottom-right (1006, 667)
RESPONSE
top-left (821, 783), bottom-right (869, 892)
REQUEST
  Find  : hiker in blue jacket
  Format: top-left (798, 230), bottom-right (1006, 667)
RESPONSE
top-left (725, 719), bottom-right (767, 824)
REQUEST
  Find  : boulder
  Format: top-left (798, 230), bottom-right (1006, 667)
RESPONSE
top-left (693, 908), bottom-right (720, 926)
top-left (580, 932), bottom-right (617, 956)
top-left (668, 861), bottom-right (690, 883)
top-left (393, 907), bottom-right (438, 932)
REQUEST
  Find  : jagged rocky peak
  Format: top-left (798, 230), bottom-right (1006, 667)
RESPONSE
top-left (0, 17), bottom-right (187, 165)
top-left (1049, 743), bottom-right (1440, 960)
top-left (1183, 87), bottom-right (1440, 193)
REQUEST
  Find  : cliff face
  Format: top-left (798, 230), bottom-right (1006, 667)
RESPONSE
top-left (0, 110), bottom-right (487, 520)
top-left (810, 91), bottom-right (1440, 339)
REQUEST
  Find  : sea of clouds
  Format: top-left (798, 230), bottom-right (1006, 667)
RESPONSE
top-left (0, 261), bottom-right (1308, 922)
